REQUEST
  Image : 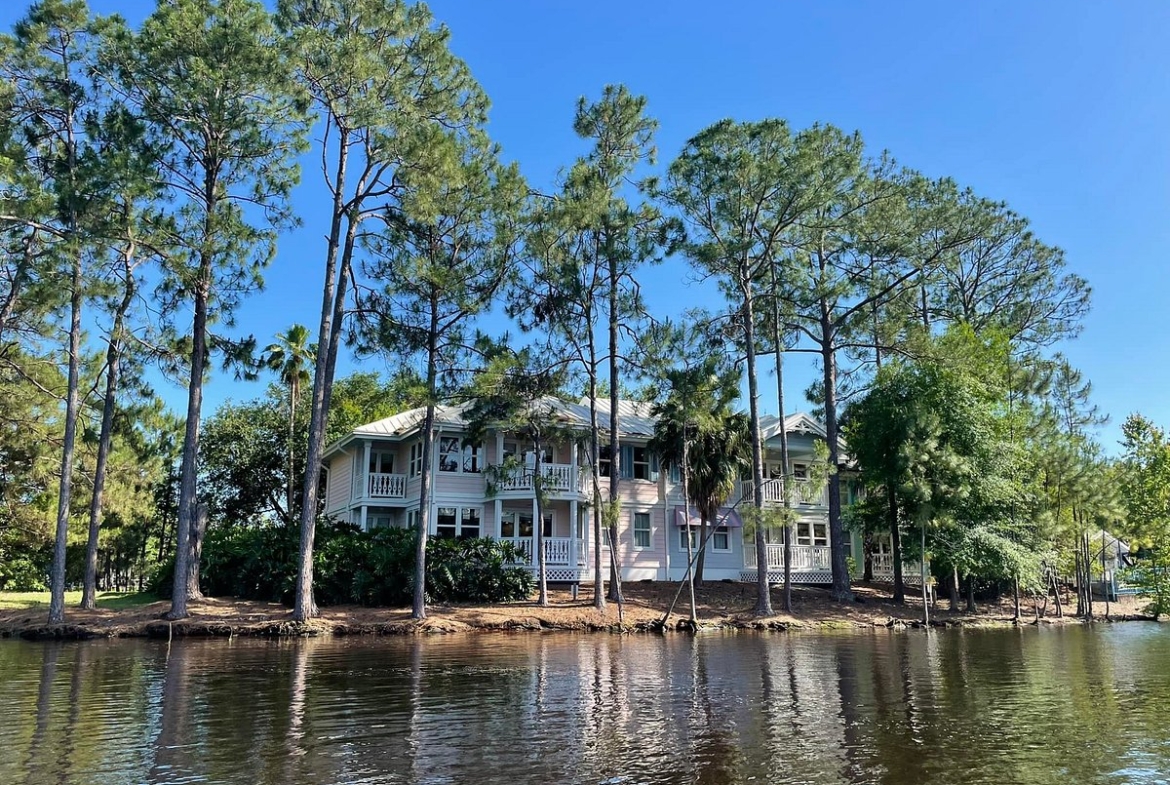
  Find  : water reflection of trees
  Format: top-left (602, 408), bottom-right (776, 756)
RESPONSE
top-left (8, 627), bottom-right (1170, 784)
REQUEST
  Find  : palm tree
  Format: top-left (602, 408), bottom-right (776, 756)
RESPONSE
top-left (264, 324), bottom-right (316, 522)
top-left (650, 364), bottom-right (751, 586)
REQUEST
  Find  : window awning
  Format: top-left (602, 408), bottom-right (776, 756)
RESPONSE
top-left (673, 506), bottom-right (743, 528)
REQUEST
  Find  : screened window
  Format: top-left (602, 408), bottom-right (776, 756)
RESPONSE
top-left (633, 512), bottom-right (651, 548)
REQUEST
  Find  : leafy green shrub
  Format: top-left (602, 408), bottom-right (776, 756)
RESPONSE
top-left (0, 553), bottom-right (49, 591)
top-left (153, 521), bottom-right (534, 606)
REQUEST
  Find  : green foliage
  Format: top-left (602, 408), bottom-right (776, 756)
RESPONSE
top-left (152, 521), bottom-right (533, 606)
top-left (1119, 414), bottom-right (1170, 617)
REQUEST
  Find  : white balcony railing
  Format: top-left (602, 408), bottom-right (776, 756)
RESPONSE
top-left (494, 463), bottom-right (584, 494)
top-left (744, 543), bottom-right (832, 571)
top-left (737, 479), bottom-right (826, 507)
top-left (870, 553), bottom-right (923, 582)
top-left (368, 472), bottom-right (407, 499)
top-left (507, 536), bottom-right (587, 567)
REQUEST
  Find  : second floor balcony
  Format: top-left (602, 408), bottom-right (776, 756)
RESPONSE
top-left (492, 463), bottom-right (588, 496)
top-left (736, 478), bottom-right (827, 508)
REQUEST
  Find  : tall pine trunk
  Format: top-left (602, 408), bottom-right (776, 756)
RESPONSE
top-left (185, 503), bottom-right (208, 599)
top-left (48, 252), bottom-right (83, 624)
top-left (412, 310), bottom-right (440, 620)
top-left (772, 264), bottom-right (793, 613)
top-left (293, 157), bottom-right (355, 622)
top-left (534, 432), bottom-right (548, 607)
top-left (606, 253), bottom-right (623, 604)
top-left (889, 488), bottom-right (905, 603)
top-left (588, 337), bottom-right (605, 610)
top-left (743, 275), bottom-right (771, 616)
top-left (168, 262), bottom-right (210, 620)
top-left (681, 433), bottom-right (696, 619)
top-left (820, 295), bottom-right (851, 602)
top-left (82, 269), bottom-right (135, 609)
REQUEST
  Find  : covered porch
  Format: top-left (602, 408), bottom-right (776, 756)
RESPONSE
top-left (741, 542), bottom-right (834, 584)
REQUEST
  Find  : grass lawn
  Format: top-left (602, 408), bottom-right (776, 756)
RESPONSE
top-left (0, 591), bottom-right (157, 612)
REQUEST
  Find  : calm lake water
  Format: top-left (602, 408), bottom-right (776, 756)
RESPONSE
top-left (2, 625), bottom-right (1169, 784)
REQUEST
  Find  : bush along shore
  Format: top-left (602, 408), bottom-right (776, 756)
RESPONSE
top-left (1, 582), bottom-right (1158, 641)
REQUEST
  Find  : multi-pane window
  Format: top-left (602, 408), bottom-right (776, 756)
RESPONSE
top-left (409, 442), bottom-right (423, 477)
top-left (500, 511), bottom-right (553, 538)
top-left (438, 436), bottom-right (481, 474)
top-left (460, 507), bottom-right (480, 538)
top-left (796, 521), bottom-right (828, 547)
top-left (368, 513), bottom-right (394, 530)
top-left (793, 462), bottom-right (809, 481)
top-left (633, 512), bottom-right (651, 548)
top-left (679, 525), bottom-right (731, 552)
top-left (437, 507), bottom-right (458, 538)
top-left (435, 507), bottom-right (482, 539)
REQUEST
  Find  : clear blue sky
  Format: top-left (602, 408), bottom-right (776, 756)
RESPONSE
top-left (6, 1), bottom-right (1169, 451)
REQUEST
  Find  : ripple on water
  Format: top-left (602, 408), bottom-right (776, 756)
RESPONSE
top-left (2, 626), bottom-right (1170, 785)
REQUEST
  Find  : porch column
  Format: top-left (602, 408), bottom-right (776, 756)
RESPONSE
top-left (359, 505), bottom-right (368, 531)
top-left (570, 441), bottom-right (578, 493)
top-left (495, 498), bottom-right (503, 538)
top-left (569, 498), bottom-right (578, 571)
top-left (362, 440), bottom-right (372, 501)
top-left (532, 496), bottom-right (541, 571)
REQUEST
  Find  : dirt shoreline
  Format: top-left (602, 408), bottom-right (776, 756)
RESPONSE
top-left (1, 582), bottom-right (1157, 641)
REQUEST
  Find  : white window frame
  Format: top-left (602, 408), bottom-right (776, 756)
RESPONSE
top-left (406, 508), bottom-right (419, 531)
top-left (633, 511), bottom-right (651, 549)
top-left (368, 513), bottom-right (394, 530)
top-left (597, 444), bottom-right (613, 478)
top-left (368, 450), bottom-right (395, 475)
top-left (434, 506), bottom-right (484, 539)
top-left (409, 442), bottom-right (423, 477)
top-left (500, 510), bottom-right (553, 538)
top-left (679, 525), bottom-right (732, 553)
top-left (632, 447), bottom-right (652, 481)
top-left (796, 520), bottom-right (828, 547)
top-left (437, 436), bottom-right (482, 474)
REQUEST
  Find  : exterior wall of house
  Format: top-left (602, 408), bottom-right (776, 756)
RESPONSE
top-left (323, 411), bottom-right (855, 586)
top-left (615, 505), bottom-right (668, 581)
top-left (326, 449), bottom-right (354, 514)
